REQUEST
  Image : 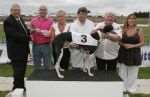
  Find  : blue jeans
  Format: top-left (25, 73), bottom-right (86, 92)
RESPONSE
top-left (32, 43), bottom-right (53, 70)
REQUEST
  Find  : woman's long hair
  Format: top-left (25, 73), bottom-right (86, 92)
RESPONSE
top-left (123, 14), bottom-right (137, 33)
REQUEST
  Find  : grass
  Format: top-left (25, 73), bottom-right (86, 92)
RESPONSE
top-left (130, 94), bottom-right (150, 97)
top-left (0, 91), bottom-right (7, 97)
top-left (0, 64), bottom-right (33, 77)
top-left (0, 64), bottom-right (150, 79)
top-left (0, 24), bottom-right (5, 43)
top-left (142, 27), bottom-right (150, 45)
top-left (117, 17), bottom-right (150, 24)
top-left (138, 67), bottom-right (150, 79)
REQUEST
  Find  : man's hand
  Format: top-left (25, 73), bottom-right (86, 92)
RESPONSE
top-left (40, 30), bottom-right (50, 37)
top-left (35, 28), bottom-right (41, 32)
top-left (30, 28), bottom-right (41, 32)
top-left (69, 43), bottom-right (79, 48)
top-left (63, 42), bottom-right (70, 48)
top-left (105, 32), bottom-right (121, 42)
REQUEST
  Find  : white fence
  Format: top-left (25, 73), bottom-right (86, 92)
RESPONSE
top-left (141, 45), bottom-right (150, 67)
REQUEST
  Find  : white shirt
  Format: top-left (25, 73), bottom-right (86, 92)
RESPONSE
top-left (69, 19), bottom-right (96, 68)
top-left (95, 22), bottom-right (122, 60)
top-left (16, 17), bottom-right (28, 34)
top-left (53, 23), bottom-right (70, 36)
top-left (69, 19), bottom-right (95, 34)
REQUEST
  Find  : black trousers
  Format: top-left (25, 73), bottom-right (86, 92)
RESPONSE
top-left (11, 59), bottom-right (27, 90)
top-left (96, 57), bottom-right (117, 71)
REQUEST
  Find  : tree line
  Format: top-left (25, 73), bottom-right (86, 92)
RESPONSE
top-left (134, 11), bottom-right (150, 18)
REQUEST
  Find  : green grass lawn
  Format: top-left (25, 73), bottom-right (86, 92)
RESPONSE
top-left (0, 64), bottom-right (33, 77)
top-left (0, 91), bottom-right (7, 97)
top-left (117, 17), bottom-right (149, 24)
top-left (130, 94), bottom-right (150, 97)
top-left (142, 27), bottom-right (150, 45)
top-left (0, 24), bottom-right (5, 43)
top-left (138, 67), bottom-right (150, 79)
top-left (0, 64), bottom-right (150, 79)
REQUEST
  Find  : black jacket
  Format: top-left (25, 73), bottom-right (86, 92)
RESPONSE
top-left (3, 15), bottom-right (30, 61)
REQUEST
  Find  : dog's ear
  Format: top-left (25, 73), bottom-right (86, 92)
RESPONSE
top-left (103, 25), bottom-right (113, 33)
top-left (91, 32), bottom-right (100, 40)
top-left (63, 32), bottom-right (72, 42)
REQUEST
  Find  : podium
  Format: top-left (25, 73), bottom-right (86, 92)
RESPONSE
top-left (26, 69), bottom-right (123, 97)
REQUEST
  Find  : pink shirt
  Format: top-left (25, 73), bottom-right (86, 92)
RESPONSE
top-left (31, 16), bottom-right (53, 44)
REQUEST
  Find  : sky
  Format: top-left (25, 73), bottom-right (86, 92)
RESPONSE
top-left (0, 0), bottom-right (150, 16)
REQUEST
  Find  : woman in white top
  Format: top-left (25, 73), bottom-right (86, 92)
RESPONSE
top-left (52, 10), bottom-right (70, 70)
top-left (53, 10), bottom-right (70, 35)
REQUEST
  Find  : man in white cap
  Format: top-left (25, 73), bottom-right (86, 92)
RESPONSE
top-left (69, 7), bottom-right (96, 69)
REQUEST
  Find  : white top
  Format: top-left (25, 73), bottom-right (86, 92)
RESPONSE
top-left (95, 22), bottom-right (122, 60)
top-left (69, 19), bottom-right (95, 34)
top-left (53, 23), bottom-right (70, 36)
top-left (69, 19), bottom-right (96, 68)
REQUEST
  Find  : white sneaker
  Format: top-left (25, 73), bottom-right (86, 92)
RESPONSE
top-left (123, 94), bottom-right (129, 97)
top-left (128, 88), bottom-right (137, 93)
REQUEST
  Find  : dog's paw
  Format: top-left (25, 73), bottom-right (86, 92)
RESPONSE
top-left (83, 68), bottom-right (87, 72)
top-left (88, 72), bottom-right (94, 77)
top-left (58, 74), bottom-right (64, 79)
top-left (59, 68), bottom-right (65, 71)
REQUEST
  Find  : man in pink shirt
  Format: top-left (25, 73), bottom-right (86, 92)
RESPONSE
top-left (30, 5), bottom-right (54, 70)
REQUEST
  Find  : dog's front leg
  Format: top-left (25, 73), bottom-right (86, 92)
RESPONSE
top-left (87, 67), bottom-right (94, 77)
top-left (55, 49), bottom-right (64, 79)
top-left (85, 54), bottom-right (94, 77)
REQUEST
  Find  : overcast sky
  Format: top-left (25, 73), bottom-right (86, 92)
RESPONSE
top-left (0, 0), bottom-right (149, 16)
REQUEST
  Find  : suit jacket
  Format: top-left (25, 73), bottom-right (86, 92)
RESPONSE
top-left (3, 15), bottom-right (30, 61)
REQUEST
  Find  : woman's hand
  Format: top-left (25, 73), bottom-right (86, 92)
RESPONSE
top-left (123, 44), bottom-right (135, 49)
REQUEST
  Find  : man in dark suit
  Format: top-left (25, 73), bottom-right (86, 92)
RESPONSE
top-left (3, 4), bottom-right (30, 91)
